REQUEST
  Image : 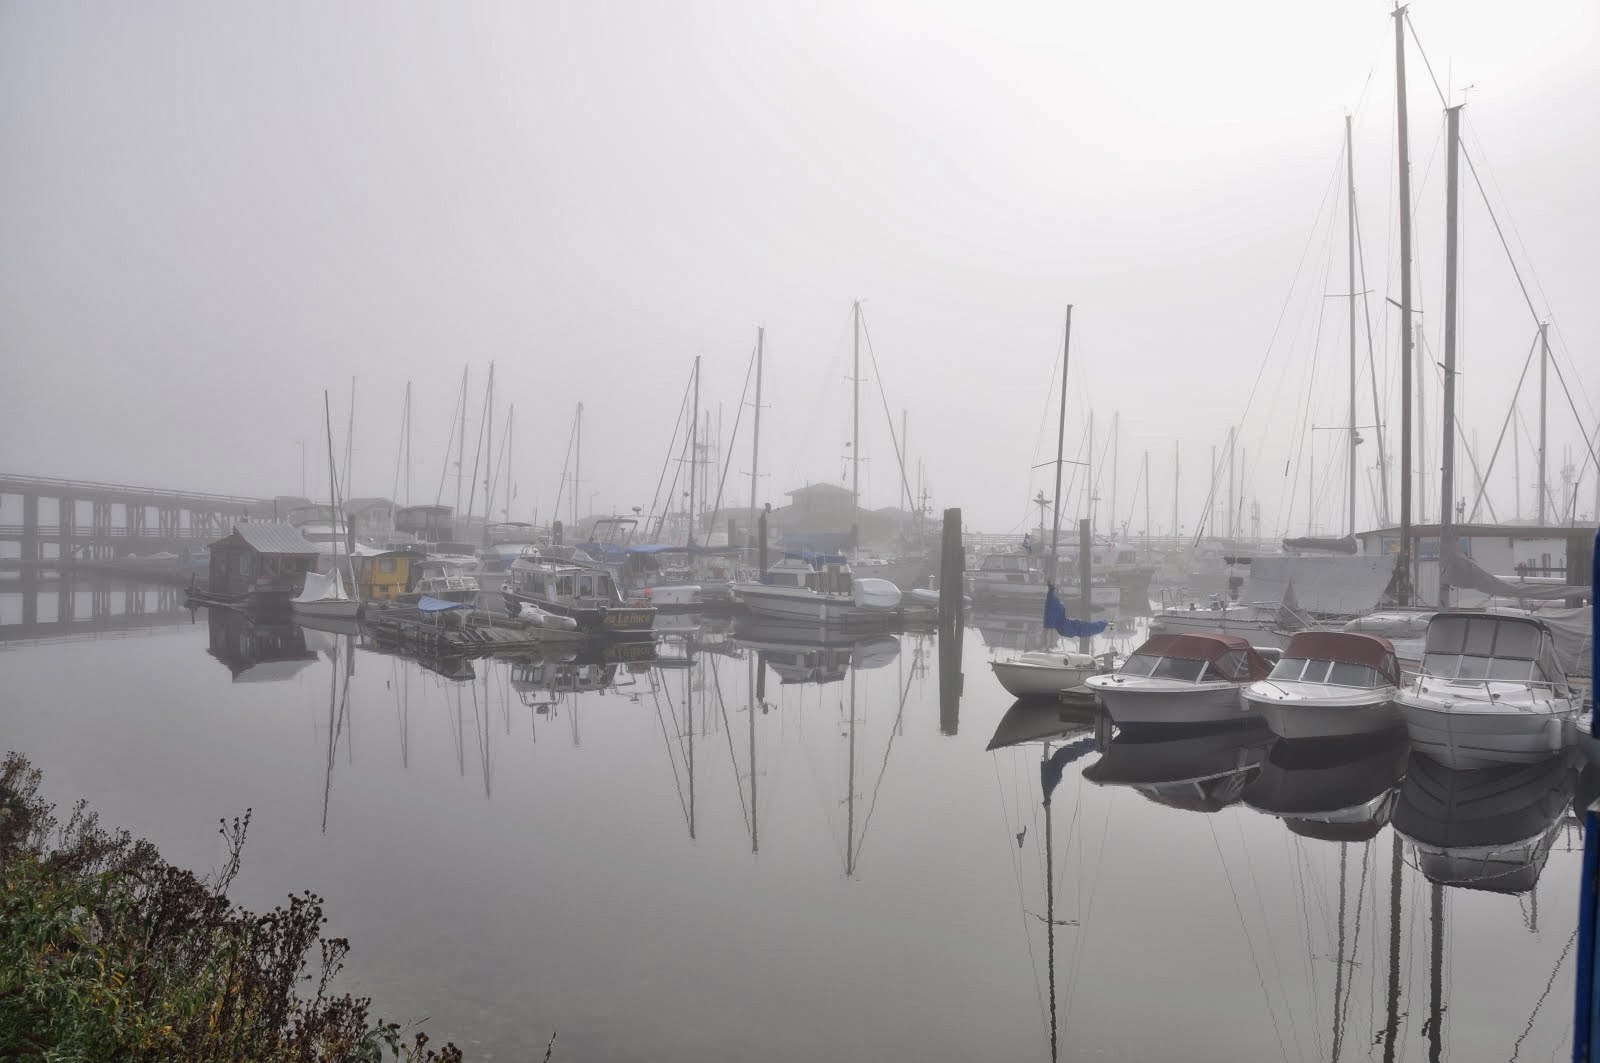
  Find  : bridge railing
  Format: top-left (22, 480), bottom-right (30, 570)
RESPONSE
top-left (0, 473), bottom-right (266, 507)
top-left (0, 525), bottom-right (218, 540)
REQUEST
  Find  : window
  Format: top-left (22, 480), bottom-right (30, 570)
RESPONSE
top-left (578, 575), bottom-right (594, 598)
top-left (1487, 658), bottom-right (1533, 682)
top-left (1300, 660), bottom-right (1333, 684)
top-left (557, 576), bottom-right (575, 597)
top-left (1455, 656), bottom-right (1490, 680)
top-left (1492, 622), bottom-right (1539, 660)
top-left (1463, 618), bottom-right (1497, 657)
top-left (1151, 657), bottom-right (1205, 682)
top-left (1120, 654), bottom-right (1159, 677)
top-left (1270, 658), bottom-right (1309, 681)
top-left (1426, 616), bottom-right (1468, 654)
top-left (379, 558), bottom-right (397, 574)
top-left (1328, 662), bottom-right (1378, 687)
top-left (1423, 653), bottom-right (1460, 678)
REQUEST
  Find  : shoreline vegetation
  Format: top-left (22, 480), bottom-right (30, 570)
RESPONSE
top-left (0, 752), bottom-right (464, 1062)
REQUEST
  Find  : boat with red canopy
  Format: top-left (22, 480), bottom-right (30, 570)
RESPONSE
top-left (1243, 631), bottom-right (1404, 740)
top-left (1085, 632), bottom-right (1271, 726)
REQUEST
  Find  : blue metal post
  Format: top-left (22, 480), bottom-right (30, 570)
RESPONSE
top-left (1573, 528), bottom-right (1600, 1062)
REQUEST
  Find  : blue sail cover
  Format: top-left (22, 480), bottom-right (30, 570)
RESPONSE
top-left (1044, 586), bottom-right (1108, 639)
top-left (1041, 736), bottom-right (1099, 802)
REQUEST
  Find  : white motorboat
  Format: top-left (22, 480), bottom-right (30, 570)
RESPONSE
top-left (291, 568), bottom-right (362, 620)
top-left (1084, 632), bottom-right (1272, 726)
top-left (734, 556), bottom-right (901, 626)
top-left (991, 650), bottom-right (1103, 699)
top-left (1243, 630), bottom-right (1404, 740)
top-left (1393, 612), bottom-right (1578, 769)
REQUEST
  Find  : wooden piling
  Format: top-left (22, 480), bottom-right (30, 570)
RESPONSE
top-left (939, 508), bottom-right (963, 634)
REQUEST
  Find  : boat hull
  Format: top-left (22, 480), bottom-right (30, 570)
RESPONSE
top-left (1087, 677), bottom-right (1249, 726)
top-left (735, 584), bottom-right (896, 627)
top-left (1243, 685), bottom-right (1401, 740)
top-left (291, 599), bottom-right (363, 620)
top-left (1395, 692), bottom-right (1575, 769)
top-left (501, 590), bottom-right (655, 638)
top-left (991, 659), bottom-right (1097, 698)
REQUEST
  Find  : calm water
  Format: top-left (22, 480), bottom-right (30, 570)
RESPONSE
top-left (0, 579), bottom-right (1589, 1062)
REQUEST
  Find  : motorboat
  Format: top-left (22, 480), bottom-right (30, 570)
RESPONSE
top-left (1243, 630), bottom-right (1403, 740)
top-left (991, 649), bottom-right (1104, 700)
top-left (290, 567), bottom-right (362, 620)
top-left (1241, 728), bottom-right (1410, 842)
top-left (1393, 612), bottom-right (1578, 769)
top-left (502, 556), bottom-right (656, 638)
top-left (967, 550), bottom-right (1049, 608)
top-left (1084, 632), bottom-right (1271, 726)
top-left (733, 554), bottom-right (902, 626)
top-left (400, 560), bottom-right (480, 605)
top-left (1082, 720), bottom-right (1278, 813)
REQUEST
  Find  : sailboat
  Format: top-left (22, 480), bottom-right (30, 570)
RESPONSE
top-left (294, 392), bottom-right (362, 622)
top-left (990, 307), bottom-right (1108, 700)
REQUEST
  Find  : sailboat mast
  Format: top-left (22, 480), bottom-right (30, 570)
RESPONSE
top-left (1172, 441), bottom-right (1180, 545)
top-left (1111, 411), bottom-right (1120, 539)
top-left (1439, 105), bottom-right (1463, 606)
top-left (749, 327), bottom-right (764, 547)
top-left (456, 365), bottom-right (468, 526)
top-left (1346, 113), bottom-right (1359, 537)
top-left (852, 301), bottom-right (861, 549)
top-left (1143, 450), bottom-right (1151, 561)
top-left (1538, 321), bottom-right (1549, 523)
top-left (689, 356), bottom-right (701, 546)
top-left (1049, 307), bottom-right (1074, 571)
top-left (1044, 748), bottom-right (1059, 1063)
top-left (1394, 4), bottom-right (1416, 606)
top-left (484, 362), bottom-right (495, 542)
top-left (323, 391), bottom-right (341, 575)
top-left (572, 402), bottom-right (582, 529)
top-left (748, 656), bottom-right (759, 854)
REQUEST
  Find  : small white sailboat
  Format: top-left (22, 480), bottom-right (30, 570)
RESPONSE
top-left (1243, 630), bottom-right (1403, 740)
top-left (1085, 632), bottom-right (1272, 726)
top-left (1393, 612), bottom-right (1578, 769)
top-left (292, 567), bottom-right (361, 620)
top-left (991, 648), bottom-right (1103, 699)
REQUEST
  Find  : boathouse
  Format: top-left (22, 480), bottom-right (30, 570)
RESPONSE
top-left (352, 547), bottom-right (423, 602)
top-left (207, 522), bottom-right (320, 598)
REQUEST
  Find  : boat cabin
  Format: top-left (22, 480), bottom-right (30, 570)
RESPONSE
top-left (1117, 633), bottom-right (1272, 683)
top-left (351, 549), bottom-right (423, 602)
top-left (761, 555), bottom-right (853, 595)
top-left (1418, 613), bottom-right (1568, 691)
top-left (1268, 631), bottom-right (1401, 689)
top-left (476, 541), bottom-right (539, 575)
top-left (508, 558), bottom-right (628, 608)
top-left (207, 523), bottom-right (320, 599)
top-left (974, 552), bottom-right (1044, 583)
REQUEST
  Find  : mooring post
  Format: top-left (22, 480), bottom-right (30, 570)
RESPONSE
top-left (939, 508), bottom-right (963, 633)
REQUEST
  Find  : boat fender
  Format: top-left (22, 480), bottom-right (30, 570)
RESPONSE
top-left (1547, 715), bottom-right (1565, 751)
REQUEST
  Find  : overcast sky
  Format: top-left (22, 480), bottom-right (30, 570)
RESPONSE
top-left (3, 0), bottom-right (1596, 538)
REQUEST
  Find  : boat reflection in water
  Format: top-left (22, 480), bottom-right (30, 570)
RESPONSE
top-left (206, 608), bottom-right (316, 683)
top-left (1082, 720), bottom-right (1277, 813)
top-left (732, 617), bottom-right (899, 686)
top-left (1393, 749), bottom-right (1584, 894)
top-left (1242, 728), bottom-right (1410, 842)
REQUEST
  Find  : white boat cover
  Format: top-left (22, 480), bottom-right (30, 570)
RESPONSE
top-left (293, 568), bottom-right (349, 605)
top-left (1487, 606), bottom-right (1593, 678)
top-left (1244, 555), bottom-right (1395, 617)
top-left (853, 577), bottom-right (902, 611)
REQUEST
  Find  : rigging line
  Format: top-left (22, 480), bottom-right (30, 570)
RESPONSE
top-left (434, 367), bottom-right (469, 506)
top-left (1288, 839), bottom-right (1326, 1060)
top-left (647, 368), bottom-right (695, 526)
top-left (852, 656), bottom-right (918, 867)
top-left (1352, 188), bottom-right (1391, 523)
top-left (648, 680), bottom-right (691, 830)
top-left (1408, 13), bottom-right (1599, 433)
top-left (990, 754), bottom-right (1052, 1049)
top-left (1338, 839), bottom-right (1374, 1047)
top-left (1234, 815), bottom-right (1309, 1063)
top-left (463, 366), bottom-right (493, 527)
top-left (1060, 792), bottom-right (1115, 1032)
top-left (1205, 816), bottom-right (1295, 1063)
top-left (1508, 925), bottom-right (1578, 1062)
top-left (711, 657), bottom-right (751, 836)
top-left (857, 312), bottom-right (919, 517)
top-left (1280, 195), bottom-right (1344, 538)
top-left (551, 405), bottom-right (578, 526)
top-left (709, 340), bottom-right (759, 532)
top-left (1544, 349), bottom-right (1600, 474)
top-left (1466, 330), bottom-right (1542, 521)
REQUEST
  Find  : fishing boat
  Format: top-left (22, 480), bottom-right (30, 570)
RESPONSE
top-left (502, 556), bottom-right (656, 637)
top-left (1393, 611), bottom-right (1578, 769)
top-left (1084, 632), bottom-right (1271, 726)
top-left (733, 554), bottom-right (902, 626)
top-left (400, 559), bottom-right (480, 605)
top-left (1243, 630), bottom-right (1404, 740)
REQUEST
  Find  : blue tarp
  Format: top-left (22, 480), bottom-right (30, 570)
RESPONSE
top-left (416, 596), bottom-right (470, 612)
top-left (1044, 586), bottom-right (1108, 639)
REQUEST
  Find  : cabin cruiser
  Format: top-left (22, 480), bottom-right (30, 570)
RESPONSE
top-left (1243, 631), bottom-right (1403, 740)
top-left (968, 551), bottom-right (1049, 608)
top-left (400, 559), bottom-right (480, 605)
top-left (503, 556), bottom-right (656, 637)
top-left (1393, 612), bottom-right (1578, 769)
top-left (1085, 633), bottom-right (1271, 726)
top-left (733, 554), bottom-right (902, 626)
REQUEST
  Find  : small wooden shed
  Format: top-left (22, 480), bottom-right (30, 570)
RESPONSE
top-left (208, 522), bottom-right (320, 598)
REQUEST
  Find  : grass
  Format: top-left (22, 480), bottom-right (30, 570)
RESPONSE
top-left (0, 751), bottom-right (463, 1062)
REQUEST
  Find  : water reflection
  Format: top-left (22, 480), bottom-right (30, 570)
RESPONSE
top-left (3, 580), bottom-right (1596, 1061)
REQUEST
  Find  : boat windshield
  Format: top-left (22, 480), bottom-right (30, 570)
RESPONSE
top-left (1270, 657), bottom-right (1383, 688)
top-left (1149, 657), bottom-right (1205, 682)
top-left (1421, 615), bottom-right (1560, 686)
top-left (1422, 653), bottom-right (1537, 683)
top-left (1120, 653), bottom-right (1160, 677)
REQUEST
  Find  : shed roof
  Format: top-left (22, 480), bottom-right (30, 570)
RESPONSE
top-left (217, 522), bottom-right (319, 555)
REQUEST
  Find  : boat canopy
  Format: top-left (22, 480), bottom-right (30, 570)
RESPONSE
top-left (1282, 631), bottom-right (1401, 686)
top-left (1133, 633), bottom-right (1272, 681)
top-left (1420, 612), bottom-right (1568, 692)
top-left (416, 596), bottom-right (471, 612)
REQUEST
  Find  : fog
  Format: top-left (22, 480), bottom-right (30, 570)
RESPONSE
top-left (3, 0), bottom-right (1597, 535)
